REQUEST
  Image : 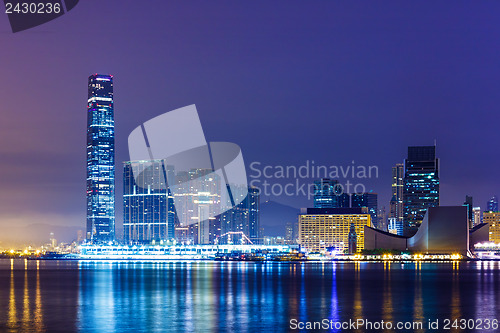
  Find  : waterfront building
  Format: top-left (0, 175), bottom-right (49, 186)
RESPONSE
top-left (351, 193), bottom-right (378, 228)
top-left (365, 206), bottom-right (469, 255)
top-left (483, 211), bottom-right (500, 244)
top-left (486, 195), bottom-right (499, 212)
top-left (298, 208), bottom-right (371, 253)
top-left (402, 146), bottom-right (439, 236)
top-left (123, 161), bottom-right (176, 243)
top-left (86, 74), bottom-right (115, 243)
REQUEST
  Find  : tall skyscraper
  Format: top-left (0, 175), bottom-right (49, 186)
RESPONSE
top-left (403, 146), bottom-right (439, 236)
top-left (351, 192), bottom-right (378, 228)
top-left (487, 195), bottom-right (499, 212)
top-left (313, 178), bottom-right (342, 208)
top-left (247, 187), bottom-right (261, 243)
top-left (389, 163), bottom-right (404, 222)
top-left (86, 74), bottom-right (115, 243)
top-left (123, 161), bottom-right (176, 244)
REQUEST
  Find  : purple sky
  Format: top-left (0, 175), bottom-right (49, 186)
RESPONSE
top-left (0, 1), bottom-right (499, 242)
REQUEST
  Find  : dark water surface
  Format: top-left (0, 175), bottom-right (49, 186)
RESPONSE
top-left (0, 259), bottom-right (500, 332)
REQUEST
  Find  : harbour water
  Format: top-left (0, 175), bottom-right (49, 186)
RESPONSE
top-left (0, 259), bottom-right (499, 332)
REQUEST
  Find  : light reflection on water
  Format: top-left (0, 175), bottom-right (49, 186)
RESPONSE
top-left (1, 260), bottom-right (500, 332)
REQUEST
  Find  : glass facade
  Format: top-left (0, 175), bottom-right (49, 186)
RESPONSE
top-left (351, 193), bottom-right (378, 228)
top-left (313, 178), bottom-right (343, 208)
top-left (219, 186), bottom-right (260, 244)
top-left (389, 163), bottom-right (404, 222)
top-left (123, 161), bottom-right (176, 243)
top-left (403, 146), bottom-right (439, 236)
top-left (86, 74), bottom-right (115, 243)
top-left (487, 195), bottom-right (499, 212)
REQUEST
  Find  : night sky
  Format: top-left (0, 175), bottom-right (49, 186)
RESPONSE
top-left (0, 1), bottom-right (499, 243)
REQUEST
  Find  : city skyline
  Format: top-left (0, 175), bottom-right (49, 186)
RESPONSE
top-left (1, 2), bottom-right (500, 246)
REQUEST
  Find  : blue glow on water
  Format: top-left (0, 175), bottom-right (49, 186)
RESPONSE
top-left (1, 260), bottom-right (500, 332)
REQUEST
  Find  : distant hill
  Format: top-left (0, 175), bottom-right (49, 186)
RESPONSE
top-left (260, 200), bottom-right (300, 237)
top-left (0, 223), bottom-right (83, 249)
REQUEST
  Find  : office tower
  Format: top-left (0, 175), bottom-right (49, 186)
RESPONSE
top-left (463, 195), bottom-right (473, 228)
top-left (247, 187), bottom-right (261, 243)
top-left (387, 217), bottom-right (404, 236)
top-left (339, 193), bottom-right (351, 208)
top-left (313, 178), bottom-right (342, 208)
top-left (351, 193), bottom-right (378, 228)
top-left (389, 163), bottom-right (404, 222)
top-left (487, 195), bottom-right (499, 212)
top-left (403, 146), bottom-right (439, 236)
top-left (483, 212), bottom-right (500, 243)
top-left (123, 161), bottom-right (176, 244)
top-left (219, 186), bottom-right (260, 244)
top-left (472, 207), bottom-right (481, 228)
top-left (86, 74), bottom-right (115, 243)
top-left (298, 207), bottom-right (371, 253)
top-left (285, 222), bottom-right (294, 243)
top-left (378, 206), bottom-right (387, 231)
top-left (175, 168), bottom-right (221, 245)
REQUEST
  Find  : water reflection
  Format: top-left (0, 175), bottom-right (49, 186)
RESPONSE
top-left (1, 260), bottom-right (500, 332)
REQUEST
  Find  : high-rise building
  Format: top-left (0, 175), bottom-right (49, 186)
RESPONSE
top-left (86, 74), bottom-right (115, 243)
top-left (351, 193), bottom-right (378, 228)
top-left (123, 161), bottom-right (176, 244)
top-left (219, 186), bottom-right (260, 244)
top-left (463, 195), bottom-right (473, 229)
top-left (298, 208), bottom-right (371, 253)
top-left (487, 195), bottom-right (499, 212)
top-left (378, 206), bottom-right (387, 231)
top-left (247, 187), bottom-right (261, 243)
top-left (403, 146), bottom-right (439, 236)
top-left (389, 163), bottom-right (404, 223)
top-left (339, 193), bottom-right (351, 208)
top-left (483, 211), bottom-right (500, 243)
top-left (313, 178), bottom-right (342, 208)
top-left (472, 207), bottom-right (481, 228)
top-left (172, 168), bottom-right (222, 245)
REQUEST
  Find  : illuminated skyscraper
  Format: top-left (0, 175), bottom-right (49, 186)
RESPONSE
top-left (86, 74), bottom-right (115, 243)
top-left (313, 178), bottom-right (343, 208)
top-left (389, 163), bottom-right (404, 223)
top-left (351, 192), bottom-right (378, 228)
top-left (403, 146), bottom-right (439, 236)
top-left (123, 161), bottom-right (176, 243)
top-left (487, 195), bottom-right (499, 212)
top-left (219, 186), bottom-right (260, 244)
